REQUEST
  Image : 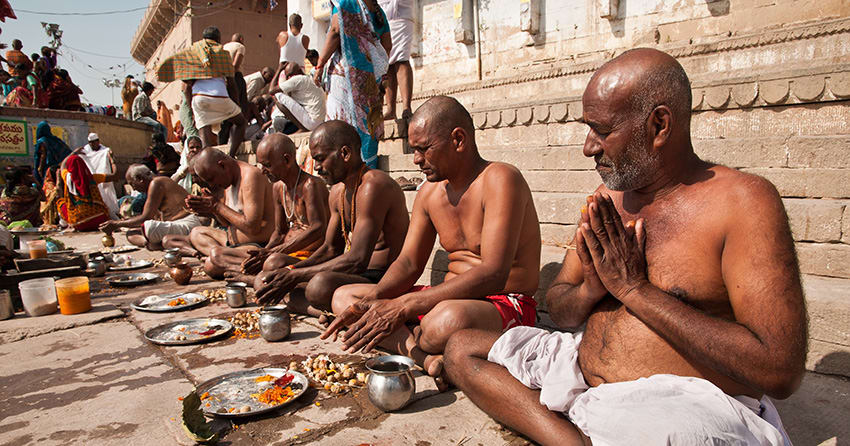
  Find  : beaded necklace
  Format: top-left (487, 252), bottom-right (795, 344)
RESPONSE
top-left (339, 164), bottom-right (368, 252)
top-left (282, 168), bottom-right (302, 223)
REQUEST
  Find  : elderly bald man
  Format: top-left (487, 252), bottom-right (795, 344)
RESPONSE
top-left (99, 164), bottom-right (200, 250)
top-left (443, 48), bottom-right (805, 446)
top-left (166, 148), bottom-right (275, 272)
top-left (209, 133), bottom-right (330, 280)
top-left (322, 96), bottom-right (542, 391)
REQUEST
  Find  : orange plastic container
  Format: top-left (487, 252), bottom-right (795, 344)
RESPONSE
top-left (55, 276), bottom-right (92, 315)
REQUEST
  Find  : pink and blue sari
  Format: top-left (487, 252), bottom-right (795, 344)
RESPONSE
top-left (322, 0), bottom-right (390, 168)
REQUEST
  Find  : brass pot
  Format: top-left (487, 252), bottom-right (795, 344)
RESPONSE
top-left (170, 262), bottom-right (193, 285)
top-left (101, 234), bottom-right (115, 248)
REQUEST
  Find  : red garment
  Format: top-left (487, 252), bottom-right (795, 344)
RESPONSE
top-left (408, 285), bottom-right (538, 330)
top-left (0, 0), bottom-right (16, 22)
top-left (64, 154), bottom-right (93, 198)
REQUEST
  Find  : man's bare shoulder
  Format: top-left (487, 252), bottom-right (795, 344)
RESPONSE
top-left (151, 175), bottom-right (180, 190)
top-left (303, 173), bottom-right (328, 193)
top-left (701, 164), bottom-right (783, 210)
top-left (481, 161), bottom-right (532, 193)
top-left (363, 168), bottom-right (404, 196)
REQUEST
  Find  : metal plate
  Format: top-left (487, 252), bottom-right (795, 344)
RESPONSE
top-left (109, 260), bottom-right (154, 271)
top-left (194, 368), bottom-right (309, 418)
top-left (131, 292), bottom-right (208, 312)
top-left (144, 318), bottom-right (233, 346)
top-left (107, 272), bottom-right (159, 287)
top-left (10, 228), bottom-right (57, 235)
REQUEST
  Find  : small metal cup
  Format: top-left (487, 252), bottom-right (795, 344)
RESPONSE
top-left (225, 282), bottom-right (247, 308)
top-left (163, 248), bottom-right (182, 267)
top-left (365, 355), bottom-right (416, 412)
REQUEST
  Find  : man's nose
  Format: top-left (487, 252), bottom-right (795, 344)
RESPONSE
top-left (412, 151), bottom-right (423, 165)
top-left (583, 132), bottom-right (602, 158)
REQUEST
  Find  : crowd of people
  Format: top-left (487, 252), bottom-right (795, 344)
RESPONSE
top-left (1, 2), bottom-right (807, 444)
top-left (0, 40), bottom-right (88, 111)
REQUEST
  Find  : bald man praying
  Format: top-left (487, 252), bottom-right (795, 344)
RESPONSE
top-left (211, 133), bottom-right (331, 280)
top-left (443, 49), bottom-right (805, 445)
top-left (322, 96), bottom-right (542, 390)
top-left (172, 148), bottom-right (275, 275)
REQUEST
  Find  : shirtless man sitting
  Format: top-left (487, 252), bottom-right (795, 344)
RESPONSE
top-left (253, 120), bottom-right (409, 320)
top-left (211, 133), bottom-right (330, 280)
top-left (322, 96), bottom-right (542, 389)
top-left (166, 148), bottom-right (275, 277)
top-left (99, 164), bottom-right (200, 250)
top-left (443, 48), bottom-right (807, 445)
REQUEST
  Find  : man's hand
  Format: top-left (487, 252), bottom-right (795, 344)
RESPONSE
top-left (99, 220), bottom-right (119, 234)
top-left (241, 249), bottom-right (270, 275)
top-left (574, 196), bottom-right (609, 300)
top-left (322, 299), bottom-right (408, 353)
top-left (185, 190), bottom-right (217, 215)
top-left (254, 269), bottom-right (299, 305)
top-left (312, 67), bottom-right (322, 87)
top-left (581, 193), bottom-right (648, 300)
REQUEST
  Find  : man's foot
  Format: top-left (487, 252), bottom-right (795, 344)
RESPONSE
top-left (383, 109), bottom-right (397, 120)
top-left (401, 109), bottom-right (413, 120)
top-left (424, 354), bottom-right (450, 392)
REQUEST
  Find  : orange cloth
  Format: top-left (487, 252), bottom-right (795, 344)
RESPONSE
top-left (288, 250), bottom-right (313, 260)
top-left (5, 49), bottom-right (32, 76)
top-left (157, 102), bottom-right (178, 142)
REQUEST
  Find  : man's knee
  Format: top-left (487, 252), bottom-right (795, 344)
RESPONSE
top-left (204, 256), bottom-right (224, 279)
top-left (263, 253), bottom-right (288, 271)
top-left (443, 329), bottom-right (479, 375)
top-left (329, 284), bottom-right (361, 314)
top-left (304, 272), bottom-right (336, 309)
top-left (209, 246), bottom-right (225, 266)
top-left (419, 301), bottom-right (477, 353)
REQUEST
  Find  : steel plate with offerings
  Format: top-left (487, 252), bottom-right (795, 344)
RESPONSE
top-left (194, 368), bottom-right (308, 418)
top-left (131, 292), bottom-right (208, 312)
top-left (144, 318), bottom-right (233, 345)
top-left (108, 259), bottom-right (153, 271)
top-left (97, 245), bottom-right (139, 255)
top-left (107, 272), bottom-right (158, 287)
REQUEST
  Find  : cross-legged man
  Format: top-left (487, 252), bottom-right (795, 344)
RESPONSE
top-left (322, 96), bottom-right (541, 390)
top-left (210, 133), bottom-right (330, 280)
top-left (253, 120), bottom-right (409, 321)
top-left (443, 48), bottom-right (806, 446)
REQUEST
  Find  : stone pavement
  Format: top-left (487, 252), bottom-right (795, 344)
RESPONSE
top-left (0, 231), bottom-right (848, 445)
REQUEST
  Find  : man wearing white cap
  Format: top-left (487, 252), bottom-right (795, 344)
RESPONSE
top-left (74, 133), bottom-right (119, 219)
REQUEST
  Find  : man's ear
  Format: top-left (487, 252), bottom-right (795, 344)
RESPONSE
top-left (340, 145), bottom-right (351, 162)
top-left (451, 127), bottom-right (465, 153)
top-left (650, 105), bottom-right (672, 150)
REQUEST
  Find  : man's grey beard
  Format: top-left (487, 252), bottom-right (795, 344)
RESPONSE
top-left (597, 135), bottom-right (661, 191)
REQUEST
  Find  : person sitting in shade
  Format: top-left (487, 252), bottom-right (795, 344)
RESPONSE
top-left (209, 133), bottom-right (330, 281)
top-left (99, 164), bottom-right (201, 250)
top-left (132, 81), bottom-right (168, 140)
top-left (270, 62), bottom-right (326, 132)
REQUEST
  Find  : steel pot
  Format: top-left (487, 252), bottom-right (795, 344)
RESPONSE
top-left (87, 256), bottom-right (107, 277)
top-left (225, 282), bottom-right (247, 308)
top-left (163, 248), bottom-right (182, 267)
top-left (259, 306), bottom-right (290, 342)
top-left (365, 355), bottom-right (416, 412)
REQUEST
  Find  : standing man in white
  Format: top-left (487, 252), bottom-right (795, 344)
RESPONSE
top-left (75, 133), bottom-right (119, 219)
top-left (275, 13), bottom-right (310, 86)
top-left (379, 0), bottom-right (415, 120)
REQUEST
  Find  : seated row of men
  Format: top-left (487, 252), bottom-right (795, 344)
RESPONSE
top-left (104, 49), bottom-right (804, 445)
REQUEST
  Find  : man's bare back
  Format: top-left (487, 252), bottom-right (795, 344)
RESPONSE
top-left (419, 162), bottom-right (540, 296)
top-left (226, 160), bottom-right (275, 244)
top-left (152, 176), bottom-right (191, 222)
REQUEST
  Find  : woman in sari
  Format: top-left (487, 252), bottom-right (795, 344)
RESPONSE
top-left (314, 0), bottom-right (391, 168)
top-left (55, 154), bottom-right (117, 231)
top-left (33, 121), bottom-right (72, 186)
top-left (121, 76), bottom-right (138, 119)
top-left (46, 70), bottom-right (83, 111)
top-left (0, 167), bottom-right (42, 226)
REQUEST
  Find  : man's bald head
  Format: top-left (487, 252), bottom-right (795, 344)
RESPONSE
top-left (309, 120), bottom-right (362, 184)
top-left (232, 33), bottom-right (243, 43)
top-left (284, 62), bottom-right (304, 78)
top-left (410, 95), bottom-right (474, 139)
top-left (191, 148), bottom-right (234, 190)
top-left (588, 48), bottom-right (692, 127)
top-left (256, 134), bottom-right (297, 182)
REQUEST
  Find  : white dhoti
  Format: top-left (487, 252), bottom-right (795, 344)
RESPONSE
top-left (80, 145), bottom-right (118, 219)
top-left (488, 326), bottom-right (792, 446)
top-left (273, 93), bottom-right (321, 131)
top-left (191, 95), bottom-right (242, 129)
top-left (388, 18), bottom-right (414, 65)
top-left (142, 214), bottom-right (202, 245)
